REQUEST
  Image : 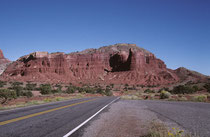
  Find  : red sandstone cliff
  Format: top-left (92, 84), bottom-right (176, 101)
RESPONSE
top-left (0, 49), bottom-right (11, 75)
top-left (1, 44), bottom-right (181, 85)
top-left (0, 49), bottom-right (10, 65)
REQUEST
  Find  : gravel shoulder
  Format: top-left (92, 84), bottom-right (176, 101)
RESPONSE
top-left (81, 100), bottom-right (162, 137)
top-left (81, 99), bottom-right (210, 137)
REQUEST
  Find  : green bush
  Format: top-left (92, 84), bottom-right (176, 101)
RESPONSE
top-left (65, 86), bottom-right (76, 94)
top-left (10, 83), bottom-right (23, 97)
top-left (22, 91), bottom-right (33, 98)
top-left (83, 86), bottom-right (95, 94)
top-left (144, 89), bottom-right (155, 93)
top-left (39, 84), bottom-right (52, 95)
top-left (194, 95), bottom-right (207, 102)
top-left (51, 89), bottom-right (60, 94)
top-left (25, 83), bottom-right (37, 90)
top-left (0, 81), bottom-right (7, 88)
top-left (171, 85), bottom-right (197, 94)
top-left (160, 90), bottom-right (171, 99)
top-left (0, 89), bottom-right (17, 104)
top-left (77, 87), bottom-right (85, 93)
top-left (55, 84), bottom-right (62, 90)
top-left (204, 83), bottom-right (210, 93)
top-left (96, 87), bottom-right (104, 94)
top-left (124, 84), bottom-right (129, 91)
top-left (52, 84), bottom-right (62, 93)
top-left (105, 88), bottom-right (113, 96)
top-left (11, 82), bottom-right (23, 86)
top-left (192, 85), bottom-right (199, 92)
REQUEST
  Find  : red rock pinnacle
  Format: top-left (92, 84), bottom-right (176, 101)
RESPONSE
top-left (0, 49), bottom-right (4, 59)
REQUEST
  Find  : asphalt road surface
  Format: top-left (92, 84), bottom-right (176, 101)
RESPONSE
top-left (0, 97), bottom-right (118, 137)
top-left (1, 98), bottom-right (210, 137)
top-left (141, 100), bottom-right (210, 137)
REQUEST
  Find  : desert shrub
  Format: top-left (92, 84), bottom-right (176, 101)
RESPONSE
top-left (158, 87), bottom-right (170, 93)
top-left (110, 84), bottom-right (114, 88)
top-left (39, 84), bottom-right (52, 95)
top-left (52, 84), bottom-right (62, 93)
top-left (65, 85), bottom-right (76, 94)
top-left (194, 95), bottom-right (207, 102)
top-left (77, 87), bottom-right (85, 93)
top-left (0, 89), bottom-right (17, 104)
top-left (85, 87), bottom-right (96, 94)
top-left (192, 85), bottom-right (199, 92)
top-left (76, 86), bottom-right (96, 94)
top-left (96, 87), bottom-right (104, 94)
top-left (22, 91), bottom-right (33, 98)
top-left (124, 84), bottom-right (129, 91)
top-left (12, 82), bottom-right (23, 86)
top-left (25, 83), bottom-right (37, 90)
top-left (160, 90), bottom-right (171, 99)
top-left (0, 81), bottom-right (7, 88)
top-left (204, 83), bottom-right (210, 93)
top-left (51, 89), bottom-right (60, 94)
top-left (171, 85), bottom-right (196, 94)
top-left (105, 88), bottom-right (113, 96)
top-left (144, 89), bottom-right (155, 93)
top-left (10, 83), bottom-right (24, 97)
top-left (147, 85), bottom-right (157, 88)
top-left (55, 84), bottom-right (62, 89)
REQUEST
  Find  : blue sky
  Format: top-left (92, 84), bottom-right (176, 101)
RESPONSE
top-left (0, 0), bottom-right (209, 75)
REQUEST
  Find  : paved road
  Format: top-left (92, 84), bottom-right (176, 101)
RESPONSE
top-left (141, 100), bottom-right (210, 137)
top-left (0, 97), bottom-right (118, 137)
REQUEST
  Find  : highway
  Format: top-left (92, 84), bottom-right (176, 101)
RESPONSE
top-left (1, 97), bottom-right (210, 137)
top-left (0, 97), bottom-right (119, 137)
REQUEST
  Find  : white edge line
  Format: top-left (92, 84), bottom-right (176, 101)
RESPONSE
top-left (63, 97), bottom-right (120, 137)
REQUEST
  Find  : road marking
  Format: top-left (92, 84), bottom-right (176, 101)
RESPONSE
top-left (63, 97), bottom-right (120, 137)
top-left (0, 99), bottom-right (96, 126)
top-left (0, 97), bottom-right (87, 114)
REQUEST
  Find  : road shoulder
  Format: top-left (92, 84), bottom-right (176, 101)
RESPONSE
top-left (81, 100), bottom-right (161, 137)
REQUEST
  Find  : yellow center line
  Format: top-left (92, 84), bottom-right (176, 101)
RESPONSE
top-left (0, 98), bottom-right (96, 126)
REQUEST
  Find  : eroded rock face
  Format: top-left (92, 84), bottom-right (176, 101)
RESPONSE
top-left (0, 49), bottom-right (11, 75)
top-left (1, 44), bottom-right (180, 85)
top-left (0, 49), bottom-right (4, 59)
top-left (0, 49), bottom-right (10, 64)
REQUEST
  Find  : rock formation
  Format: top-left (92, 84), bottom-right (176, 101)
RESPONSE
top-left (0, 49), bottom-right (11, 75)
top-left (0, 49), bottom-right (10, 64)
top-left (1, 44), bottom-right (208, 85)
top-left (174, 67), bottom-right (209, 83)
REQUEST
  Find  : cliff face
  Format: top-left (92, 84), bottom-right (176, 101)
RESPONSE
top-left (0, 49), bottom-right (10, 64)
top-left (0, 49), bottom-right (11, 75)
top-left (0, 49), bottom-right (4, 59)
top-left (1, 44), bottom-right (180, 85)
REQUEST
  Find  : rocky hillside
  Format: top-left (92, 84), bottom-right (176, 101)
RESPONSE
top-left (0, 44), bottom-right (209, 85)
top-left (174, 67), bottom-right (209, 83)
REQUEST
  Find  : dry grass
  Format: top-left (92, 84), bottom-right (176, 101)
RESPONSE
top-left (120, 90), bottom-right (210, 103)
top-left (141, 121), bottom-right (195, 137)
